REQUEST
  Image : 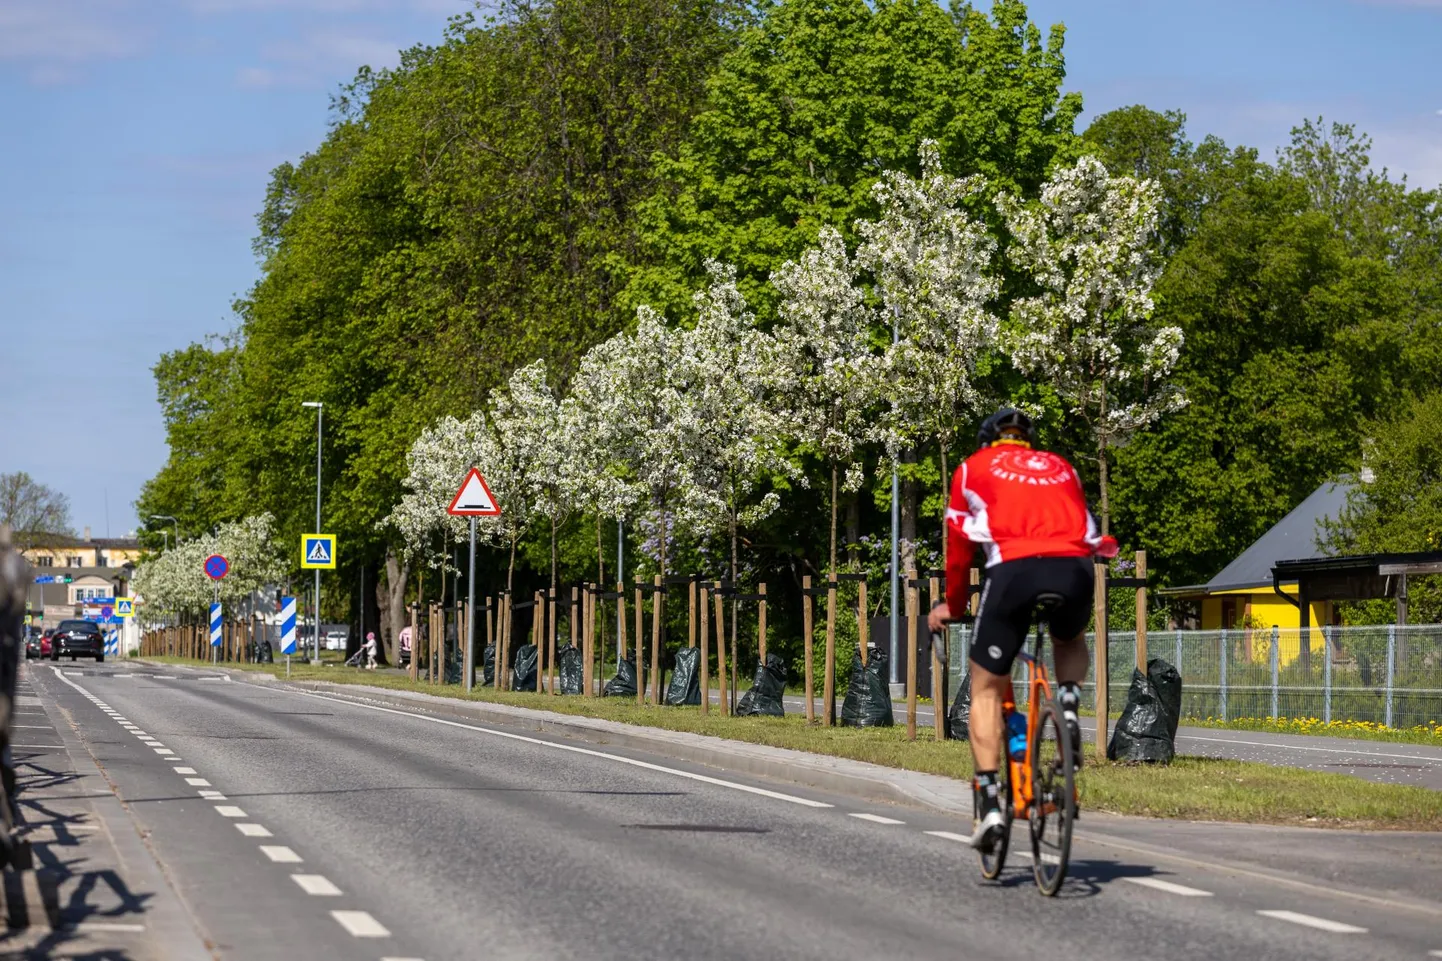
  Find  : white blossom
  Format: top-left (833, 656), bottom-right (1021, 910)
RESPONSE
top-left (132, 513), bottom-right (287, 616)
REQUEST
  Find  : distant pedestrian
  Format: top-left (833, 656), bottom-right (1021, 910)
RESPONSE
top-left (362, 631), bottom-right (378, 670)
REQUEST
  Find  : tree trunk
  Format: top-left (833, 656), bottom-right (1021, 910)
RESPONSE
top-left (845, 490), bottom-right (860, 570)
top-left (900, 449), bottom-right (918, 577)
top-left (829, 465), bottom-right (839, 575)
top-left (376, 548), bottom-right (408, 667)
top-left (939, 439), bottom-right (950, 567)
top-left (551, 515), bottom-right (559, 593)
top-left (1097, 382), bottom-right (1111, 535)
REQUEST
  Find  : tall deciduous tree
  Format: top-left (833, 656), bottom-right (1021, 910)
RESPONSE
top-left (997, 156), bottom-right (1183, 534)
top-left (0, 473), bottom-right (72, 549)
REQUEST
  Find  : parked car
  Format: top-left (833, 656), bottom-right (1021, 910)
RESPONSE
top-left (24, 633), bottom-right (41, 659)
top-left (52, 619), bottom-right (104, 662)
top-left (34, 629), bottom-right (54, 659)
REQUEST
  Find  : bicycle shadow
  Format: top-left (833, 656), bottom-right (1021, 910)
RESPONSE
top-left (981, 853), bottom-right (1168, 900)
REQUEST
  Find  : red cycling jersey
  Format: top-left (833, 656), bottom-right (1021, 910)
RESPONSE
top-left (944, 443), bottom-right (1104, 614)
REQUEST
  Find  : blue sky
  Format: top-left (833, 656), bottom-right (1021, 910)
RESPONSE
top-left (1, 0), bottom-right (1438, 540)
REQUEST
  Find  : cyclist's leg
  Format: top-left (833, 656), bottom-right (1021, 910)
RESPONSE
top-left (966, 563), bottom-right (1030, 849)
top-left (1043, 558), bottom-right (1096, 761)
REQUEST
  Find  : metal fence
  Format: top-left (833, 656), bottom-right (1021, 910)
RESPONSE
top-left (946, 624), bottom-right (1442, 728)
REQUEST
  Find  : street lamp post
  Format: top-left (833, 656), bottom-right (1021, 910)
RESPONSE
top-left (302, 401), bottom-right (324, 665)
top-left (149, 515), bottom-right (179, 550)
top-left (889, 306), bottom-right (901, 692)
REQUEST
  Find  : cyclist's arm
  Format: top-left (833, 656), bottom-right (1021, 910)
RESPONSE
top-left (944, 463), bottom-right (976, 616)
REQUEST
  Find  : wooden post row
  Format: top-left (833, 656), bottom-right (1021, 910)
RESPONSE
top-left (714, 585), bottom-right (728, 716)
top-left (1135, 550), bottom-right (1148, 672)
top-left (634, 577), bottom-right (644, 707)
top-left (651, 575), bottom-right (663, 706)
top-left (699, 583), bottom-right (711, 716)
top-left (823, 574), bottom-right (837, 727)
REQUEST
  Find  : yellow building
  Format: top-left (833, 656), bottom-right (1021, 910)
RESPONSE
top-left (20, 528), bottom-right (143, 569)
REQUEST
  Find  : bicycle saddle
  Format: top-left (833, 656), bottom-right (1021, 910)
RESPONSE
top-left (1032, 592), bottom-right (1067, 615)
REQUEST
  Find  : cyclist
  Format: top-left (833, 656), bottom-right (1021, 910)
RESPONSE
top-left (926, 408), bottom-right (1116, 852)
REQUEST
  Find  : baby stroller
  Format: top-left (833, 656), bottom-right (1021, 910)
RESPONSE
top-left (344, 648), bottom-right (366, 668)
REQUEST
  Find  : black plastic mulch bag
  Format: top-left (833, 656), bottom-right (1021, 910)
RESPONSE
top-left (258, 639), bottom-right (274, 664)
top-left (736, 654), bottom-right (787, 717)
top-left (512, 643), bottom-right (539, 690)
top-left (665, 647), bottom-right (702, 705)
top-left (557, 644), bottom-right (584, 695)
top-left (602, 657), bottom-right (639, 697)
top-left (482, 644), bottom-right (496, 686)
top-left (1107, 657), bottom-right (1183, 764)
top-left (840, 649), bottom-right (894, 727)
top-left (947, 671), bottom-right (972, 740)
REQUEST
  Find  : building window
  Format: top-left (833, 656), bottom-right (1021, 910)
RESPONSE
top-left (34, 556), bottom-right (51, 568)
top-left (68, 556), bottom-right (83, 568)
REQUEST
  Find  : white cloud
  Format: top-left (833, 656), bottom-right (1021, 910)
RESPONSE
top-left (232, 29), bottom-right (409, 88)
top-left (0, 0), bottom-right (151, 81)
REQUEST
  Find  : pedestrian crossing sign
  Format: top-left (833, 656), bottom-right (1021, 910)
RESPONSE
top-left (115, 597), bottom-right (134, 618)
top-left (301, 534), bottom-right (336, 569)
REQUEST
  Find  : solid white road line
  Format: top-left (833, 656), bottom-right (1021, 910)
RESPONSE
top-left (924, 831), bottom-right (973, 843)
top-left (331, 910), bottom-right (389, 938)
top-left (236, 823), bottom-right (273, 838)
top-left (215, 806), bottom-right (247, 818)
top-left (1256, 910), bottom-right (1367, 934)
top-left (292, 874), bottom-right (342, 896)
top-left (260, 845), bottom-right (302, 863)
top-left (1123, 877), bottom-right (1213, 897)
top-left (848, 813), bottom-right (905, 825)
top-left (295, 690), bottom-right (834, 809)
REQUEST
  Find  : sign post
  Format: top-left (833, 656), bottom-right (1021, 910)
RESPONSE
top-left (301, 535), bottom-right (336, 665)
top-left (205, 555), bottom-right (229, 664)
top-left (447, 467), bottom-right (502, 693)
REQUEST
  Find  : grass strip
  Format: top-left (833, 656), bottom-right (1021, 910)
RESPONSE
top-left (137, 655), bottom-right (1442, 830)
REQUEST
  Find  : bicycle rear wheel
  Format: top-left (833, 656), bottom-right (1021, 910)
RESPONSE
top-left (1028, 699), bottom-right (1076, 896)
top-left (977, 764), bottom-right (1013, 880)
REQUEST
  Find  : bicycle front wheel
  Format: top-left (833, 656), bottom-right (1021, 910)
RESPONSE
top-left (1028, 699), bottom-right (1076, 896)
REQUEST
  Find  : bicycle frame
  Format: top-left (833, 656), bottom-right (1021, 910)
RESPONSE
top-left (1005, 628), bottom-right (1054, 821)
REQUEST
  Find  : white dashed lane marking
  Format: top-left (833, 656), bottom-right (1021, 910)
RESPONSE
top-left (76, 922), bottom-right (146, 933)
top-left (173, 767), bottom-right (196, 774)
top-left (1256, 910), bottom-right (1367, 934)
top-left (215, 806), bottom-right (247, 818)
top-left (184, 778), bottom-right (212, 786)
top-left (331, 910), bottom-right (389, 938)
top-left (260, 846), bottom-right (303, 864)
top-left (1122, 877), bottom-right (1213, 897)
top-left (237, 824), bottom-right (273, 838)
top-left (292, 874), bottom-right (342, 896)
top-left (848, 813), bottom-right (905, 825)
top-left (923, 830), bottom-right (972, 844)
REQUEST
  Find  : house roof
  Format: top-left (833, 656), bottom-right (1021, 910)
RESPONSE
top-left (1203, 481), bottom-right (1353, 593)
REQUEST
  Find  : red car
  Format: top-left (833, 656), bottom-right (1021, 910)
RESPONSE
top-left (25, 630), bottom-right (53, 659)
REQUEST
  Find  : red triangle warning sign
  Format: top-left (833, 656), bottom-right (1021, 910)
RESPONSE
top-left (447, 467), bottom-right (502, 516)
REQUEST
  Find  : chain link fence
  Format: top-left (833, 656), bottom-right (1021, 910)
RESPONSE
top-left (946, 624), bottom-right (1442, 727)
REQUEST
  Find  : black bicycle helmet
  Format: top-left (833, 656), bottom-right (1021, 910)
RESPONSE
top-left (977, 407), bottom-right (1034, 449)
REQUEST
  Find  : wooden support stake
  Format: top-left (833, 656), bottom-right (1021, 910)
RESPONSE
top-left (699, 585), bottom-right (710, 715)
top-left (582, 586), bottom-right (593, 696)
top-left (634, 578), bottom-right (644, 707)
top-left (858, 579), bottom-right (869, 664)
top-left (714, 587), bottom-right (729, 717)
top-left (548, 589), bottom-right (559, 695)
top-left (651, 574), bottom-right (664, 706)
top-left (1135, 550), bottom-right (1148, 672)
top-left (409, 605), bottom-right (419, 683)
top-left (1094, 560), bottom-right (1109, 764)
top-left (534, 591), bottom-right (544, 694)
top-left (689, 579), bottom-right (697, 648)
top-left (757, 583), bottom-right (768, 662)
top-left (802, 576), bottom-right (814, 723)
top-left (616, 580), bottom-right (627, 693)
top-left (906, 569), bottom-right (919, 741)
top-left (823, 575), bottom-right (837, 727)
top-left (930, 574), bottom-right (944, 740)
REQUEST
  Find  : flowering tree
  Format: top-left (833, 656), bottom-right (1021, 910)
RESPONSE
top-left (568, 306), bottom-right (699, 583)
top-left (772, 227), bottom-right (881, 574)
top-left (997, 156), bottom-right (1184, 533)
top-left (133, 513), bottom-right (286, 617)
top-left (490, 361), bottom-right (573, 593)
top-left (678, 261), bottom-right (786, 585)
top-left (858, 141), bottom-right (1000, 542)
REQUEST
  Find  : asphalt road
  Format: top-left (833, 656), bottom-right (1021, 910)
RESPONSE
top-left (20, 660), bottom-right (1442, 961)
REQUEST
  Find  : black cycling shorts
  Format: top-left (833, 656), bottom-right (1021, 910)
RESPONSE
top-left (969, 556), bottom-right (1094, 676)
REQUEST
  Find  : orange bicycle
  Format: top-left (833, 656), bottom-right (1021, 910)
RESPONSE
top-left (976, 592), bottom-right (1078, 896)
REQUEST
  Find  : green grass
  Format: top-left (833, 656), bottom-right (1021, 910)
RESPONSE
top-left (1187, 715), bottom-right (1442, 746)
top-left (135, 655), bottom-right (1442, 830)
